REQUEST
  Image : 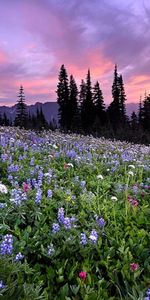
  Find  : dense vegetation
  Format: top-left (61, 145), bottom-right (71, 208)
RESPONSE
top-left (1, 65), bottom-right (150, 144)
top-left (0, 127), bottom-right (150, 299)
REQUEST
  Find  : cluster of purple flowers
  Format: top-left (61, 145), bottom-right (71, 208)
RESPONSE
top-left (80, 181), bottom-right (86, 188)
top-left (35, 188), bottom-right (42, 204)
top-left (95, 216), bottom-right (106, 228)
top-left (0, 203), bottom-right (7, 209)
top-left (30, 157), bottom-right (35, 166)
top-left (66, 149), bottom-right (77, 159)
top-left (10, 188), bottom-right (27, 206)
top-left (47, 244), bottom-right (55, 256)
top-left (47, 189), bottom-right (53, 198)
top-left (80, 229), bottom-right (98, 245)
top-left (51, 207), bottom-right (76, 232)
top-left (15, 252), bottom-right (24, 262)
top-left (8, 164), bottom-right (19, 173)
top-left (0, 234), bottom-right (13, 255)
top-left (144, 288), bottom-right (150, 300)
top-left (52, 223), bottom-right (60, 233)
top-left (57, 207), bottom-right (65, 224)
top-left (0, 280), bottom-right (6, 289)
top-left (80, 233), bottom-right (87, 246)
top-left (89, 229), bottom-right (98, 244)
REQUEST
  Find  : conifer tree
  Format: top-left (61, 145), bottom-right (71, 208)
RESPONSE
top-left (131, 111), bottom-right (138, 130)
top-left (142, 94), bottom-right (150, 131)
top-left (35, 107), bottom-right (47, 130)
top-left (107, 65), bottom-right (120, 129)
top-left (138, 96), bottom-right (143, 126)
top-left (79, 80), bottom-right (86, 112)
top-left (81, 69), bottom-right (94, 132)
top-left (118, 74), bottom-right (127, 123)
top-left (56, 64), bottom-right (69, 131)
top-left (93, 81), bottom-right (106, 127)
top-left (2, 112), bottom-right (10, 126)
top-left (108, 65), bottom-right (127, 129)
top-left (14, 85), bottom-right (28, 128)
top-left (40, 107), bottom-right (48, 129)
top-left (68, 74), bottom-right (79, 131)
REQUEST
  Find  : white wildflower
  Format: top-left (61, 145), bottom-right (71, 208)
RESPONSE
top-left (53, 144), bottom-right (58, 149)
top-left (97, 174), bottom-right (104, 180)
top-left (128, 171), bottom-right (134, 176)
top-left (67, 163), bottom-right (74, 168)
top-left (111, 196), bottom-right (118, 201)
top-left (128, 165), bottom-right (135, 169)
top-left (0, 183), bottom-right (8, 194)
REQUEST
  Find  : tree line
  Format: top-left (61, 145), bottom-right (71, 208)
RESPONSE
top-left (57, 64), bottom-right (150, 144)
top-left (0, 64), bottom-right (150, 144)
top-left (0, 85), bottom-right (57, 131)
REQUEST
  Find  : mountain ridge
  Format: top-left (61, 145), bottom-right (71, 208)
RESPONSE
top-left (0, 101), bottom-right (138, 123)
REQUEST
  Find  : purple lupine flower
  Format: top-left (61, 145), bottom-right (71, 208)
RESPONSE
top-left (58, 207), bottom-right (65, 224)
top-left (0, 203), bottom-right (7, 208)
top-left (132, 185), bottom-right (138, 194)
top-left (70, 216), bottom-right (76, 223)
top-left (0, 280), bottom-right (6, 289)
top-left (146, 288), bottom-right (150, 297)
top-left (80, 181), bottom-right (86, 188)
top-left (96, 217), bottom-right (106, 228)
top-left (0, 234), bottom-right (13, 255)
top-left (47, 244), bottom-right (55, 256)
top-left (15, 252), bottom-right (24, 262)
top-left (47, 189), bottom-right (53, 198)
top-left (52, 223), bottom-right (60, 233)
top-left (30, 157), bottom-right (35, 166)
top-left (35, 189), bottom-right (42, 204)
top-left (89, 229), bottom-right (98, 244)
top-left (80, 233), bottom-right (87, 246)
top-left (63, 217), bottom-right (72, 229)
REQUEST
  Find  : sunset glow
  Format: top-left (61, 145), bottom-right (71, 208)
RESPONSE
top-left (0, 0), bottom-right (150, 105)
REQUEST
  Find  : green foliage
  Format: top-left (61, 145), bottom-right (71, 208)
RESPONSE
top-left (0, 128), bottom-right (150, 299)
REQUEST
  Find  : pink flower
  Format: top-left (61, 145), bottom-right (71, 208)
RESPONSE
top-left (64, 163), bottom-right (69, 170)
top-left (130, 263), bottom-right (139, 272)
top-left (79, 271), bottom-right (87, 280)
top-left (23, 183), bottom-right (30, 193)
top-left (131, 199), bottom-right (139, 207)
top-left (141, 192), bottom-right (145, 198)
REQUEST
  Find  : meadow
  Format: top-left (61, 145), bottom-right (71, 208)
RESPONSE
top-left (0, 127), bottom-right (150, 300)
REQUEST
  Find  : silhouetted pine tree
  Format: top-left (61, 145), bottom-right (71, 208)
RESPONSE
top-left (130, 111), bottom-right (138, 130)
top-left (107, 65), bottom-right (120, 129)
top-left (49, 118), bottom-right (57, 131)
top-left (79, 80), bottom-right (86, 112)
top-left (68, 74), bottom-right (79, 131)
top-left (138, 96), bottom-right (143, 126)
top-left (118, 74), bottom-right (127, 123)
top-left (27, 111), bottom-right (32, 129)
top-left (81, 69), bottom-right (94, 133)
top-left (93, 81), bottom-right (106, 128)
top-left (14, 85), bottom-right (28, 128)
top-left (56, 64), bottom-right (69, 131)
top-left (31, 114), bottom-right (37, 129)
top-left (2, 112), bottom-right (10, 126)
top-left (142, 94), bottom-right (150, 131)
top-left (35, 107), bottom-right (47, 130)
top-left (40, 107), bottom-right (48, 129)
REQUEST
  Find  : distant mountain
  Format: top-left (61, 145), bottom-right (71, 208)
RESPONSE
top-left (125, 102), bottom-right (138, 116)
top-left (0, 102), bottom-right (59, 123)
top-left (0, 101), bottom-right (138, 123)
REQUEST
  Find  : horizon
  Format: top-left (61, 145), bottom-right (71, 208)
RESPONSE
top-left (0, 0), bottom-right (150, 106)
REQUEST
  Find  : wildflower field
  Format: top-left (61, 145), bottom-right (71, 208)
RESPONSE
top-left (0, 127), bottom-right (150, 300)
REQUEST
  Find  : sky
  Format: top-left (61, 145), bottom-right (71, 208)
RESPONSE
top-left (0, 0), bottom-right (150, 106)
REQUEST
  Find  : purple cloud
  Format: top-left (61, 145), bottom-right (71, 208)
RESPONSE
top-left (0, 0), bottom-right (150, 105)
